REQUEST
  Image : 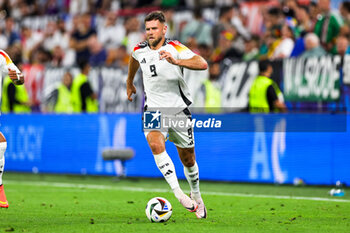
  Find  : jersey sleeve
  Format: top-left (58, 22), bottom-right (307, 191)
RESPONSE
top-left (132, 45), bottom-right (139, 61)
top-left (169, 40), bottom-right (196, 60)
top-left (0, 50), bottom-right (20, 74)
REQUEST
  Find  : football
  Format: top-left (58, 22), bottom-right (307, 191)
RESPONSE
top-left (145, 197), bottom-right (172, 223)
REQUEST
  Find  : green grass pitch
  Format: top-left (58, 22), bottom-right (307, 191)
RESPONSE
top-left (1, 173), bottom-right (350, 233)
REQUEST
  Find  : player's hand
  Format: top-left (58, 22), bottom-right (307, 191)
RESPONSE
top-left (8, 69), bottom-right (24, 85)
top-left (159, 50), bottom-right (179, 65)
top-left (127, 83), bottom-right (136, 102)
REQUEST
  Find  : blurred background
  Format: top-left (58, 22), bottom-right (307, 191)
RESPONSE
top-left (0, 0), bottom-right (349, 186)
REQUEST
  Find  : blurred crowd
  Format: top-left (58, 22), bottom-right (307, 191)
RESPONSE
top-left (0, 0), bottom-right (348, 69)
top-left (0, 0), bottom-right (349, 113)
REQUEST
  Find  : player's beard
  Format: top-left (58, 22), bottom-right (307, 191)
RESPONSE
top-left (149, 36), bottom-right (163, 48)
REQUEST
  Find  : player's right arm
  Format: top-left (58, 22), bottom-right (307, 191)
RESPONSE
top-left (8, 69), bottom-right (24, 85)
top-left (0, 50), bottom-right (24, 85)
top-left (126, 56), bottom-right (140, 102)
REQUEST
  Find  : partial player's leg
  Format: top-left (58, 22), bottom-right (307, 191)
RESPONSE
top-left (145, 131), bottom-right (197, 212)
top-left (0, 132), bottom-right (9, 208)
top-left (177, 146), bottom-right (207, 219)
top-left (169, 108), bottom-right (206, 218)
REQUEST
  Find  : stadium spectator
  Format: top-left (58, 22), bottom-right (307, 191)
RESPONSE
top-left (0, 30), bottom-right (8, 50)
top-left (340, 2), bottom-right (350, 28)
top-left (40, 18), bottom-right (75, 67)
top-left (88, 35), bottom-right (108, 66)
top-left (195, 61), bottom-right (222, 113)
top-left (300, 33), bottom-right (327, 58)
top-left (106, 45), bottom-right (129, 68)
top-left (260, 7), bottom-right (284, 59)
top-left (309, 1), bottom-right (320, 26)
top-left (69, 13), bottom-right (97, 64)
top-left (163, 7), bottom-right (179, 40)
top-left (122, 16), bottom-right (144, 54)
top-left (21, 26), bottom-right (44, 63)
top-left (44, 0), bottom-right (61, 15)
top-left (242, 36), bottom-right (259, 61)
top-left (230, 3), bottom-right (250, 41)
top-left (249, 59), bottom-right (286, 113)
top-left (281, 0), bottom-right (298, 18)
top-left (335, 35), bottom-right (350, 57)
top-left (42, 20), bottom-right (71, 54)
top-left (295, 5), bottom-right (313, 37)
top-left (3, 17), bottom-right (21, 47)
top-left (69, 0), bottom-right (91, 15)
top-left (180, 7), bottom-right (212, 46)
top-left (50, 45), bottom-right (65, 67)
top-left (212, 5), bottom-right (234, 48)
top-left (1, 74), bottom-right (31, 113)
top-left (197, 43), bottom-right (212, 62)
top-left (339, 2), bottom-right (350, 36)
top-left (314, 0), bottom-right (343, 52)
top-left (290, 5), bottom-right (313, 57)
top-left (41, 21), bottom-right (62, 52)
top-left (46, 71), bottom-right (74, 113)
top-left (270, 23), bottom-right (295, 60)
top-left (71, 59), bottom-right (98, 113)
top-left (211, 29), bottom-right (242, 62)
top-left (97, 11), bottom-right (125, 50)
top-left (266, 7), bottom-right (283, 40)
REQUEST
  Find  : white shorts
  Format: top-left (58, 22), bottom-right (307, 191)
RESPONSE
top-left (143, 108), bottom-right (195, 148)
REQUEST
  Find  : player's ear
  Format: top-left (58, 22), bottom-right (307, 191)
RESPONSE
top-left (163, 24), bottom-right (167, 34)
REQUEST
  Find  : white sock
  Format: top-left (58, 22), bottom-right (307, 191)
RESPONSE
top-left (153, 150), bottom-right (184, 199)
top-left (184, 162), bottom-right (201, 201)
top-left (0, 142), bottom-right (7, 186)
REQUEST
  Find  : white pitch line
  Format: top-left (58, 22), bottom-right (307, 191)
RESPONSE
top-left (5, 180), bottom-right (350, 203)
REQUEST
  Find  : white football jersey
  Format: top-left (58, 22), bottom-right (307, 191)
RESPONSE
top-left (0, 50), bottom-right (20, 109)
top-left (132, 39), bottom-right (196, 111)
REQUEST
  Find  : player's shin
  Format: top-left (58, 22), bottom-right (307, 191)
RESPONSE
top-left (0, 142), bottom-right (7, 185)
top-left (153, 151), bottom-right (184, 199)
top-left (184, 162), bottom-right (201, 201)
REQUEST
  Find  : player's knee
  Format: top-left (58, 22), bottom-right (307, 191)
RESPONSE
top-left (149, 142), bottom-right (165, 155)
top-left (183, 158), bottom-right (195, 167)
top-left (0, 133), bottom-right (6, 143)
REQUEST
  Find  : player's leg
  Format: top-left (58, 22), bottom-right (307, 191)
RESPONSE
top-left (146, 130), bottom-right (197, 211)
top-left (169, 108), bottom-right (206, 218)
top-left (0, 132), bottom-right (9, 208)
top-left (177, 146), bottom-right (207, 218)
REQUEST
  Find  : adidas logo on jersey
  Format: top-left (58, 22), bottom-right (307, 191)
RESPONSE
top-left (141, 58), bottom-right (146, 63)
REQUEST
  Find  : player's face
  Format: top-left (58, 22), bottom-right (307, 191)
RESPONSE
top-left (145, 20), bottom-right (167, 48)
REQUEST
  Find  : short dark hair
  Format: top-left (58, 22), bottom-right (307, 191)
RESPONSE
top-left (342, 2), bottom-right (350, 13)
top-left (78, 58), bottom-right (89, 70)
top-left (144, 11), bottom-right (166, 24)
top-left (219, 6), bottom-right (233, 18)
top-left (268, 7), bottom-right (281, 16)
top-left (258, 59), bottom-right (271, 73)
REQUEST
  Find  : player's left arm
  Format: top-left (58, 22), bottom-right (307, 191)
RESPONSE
top-left (159, 51), bottom-right (208, 70)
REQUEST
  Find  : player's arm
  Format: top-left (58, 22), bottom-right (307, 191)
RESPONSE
top-left (0, 50), bottom-right (24, 85)
top-left (8, 69), bottom-right (24, 85)
top-left (126, 56), bottom-right (140, 102)
top-left (159, 51), bottom-right (207, 70)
